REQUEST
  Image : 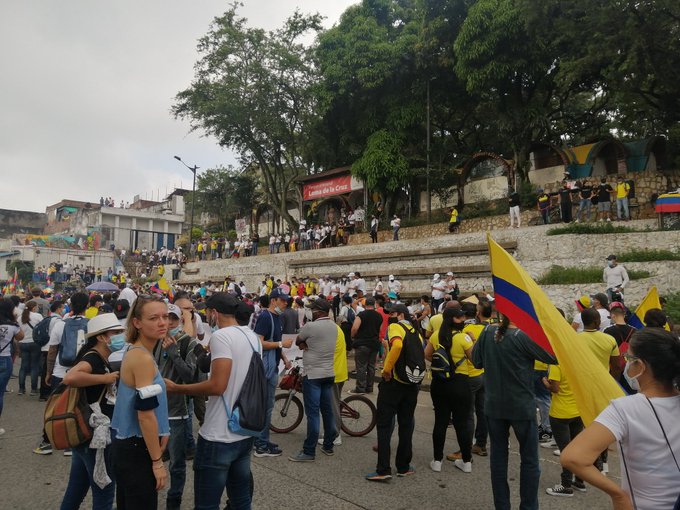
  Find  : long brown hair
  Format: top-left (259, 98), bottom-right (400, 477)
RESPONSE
top-left (22, 300), bottom-right (38, 325)
top-left (125, 295), bottom-right (164, 343)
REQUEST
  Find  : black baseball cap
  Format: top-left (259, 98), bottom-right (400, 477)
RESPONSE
top-left (205, 292), bottom-right (239, 315)
top-left (391, 304), bottom-right (410, 316)
top-left (606, 254), bottom-right (617, 260)
top-left (308, 298), bottom-right (331, 312)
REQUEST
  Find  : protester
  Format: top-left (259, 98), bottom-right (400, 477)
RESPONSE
top-left (508, 187), bottom-right (521, 228)
top-left (425, 308), bottom-right (474, 473)
top-left (18, 300), bottom-right (42, 396)
top-left (165, 293), bottom-right (259, 510)
top-left (349, 297), bottom-right (382, 394)
top-left (596, 178), bottom-right (614, 222)
top-left (0, 297), bottom-right (24, 436)
top-left (561, 328), bottom-right (680, 509)
top-left (603, 255), bottom-right (629, 304)
top-left (472, 315), bottom-right (556, 510)
top-left (289, 298), bottom-right (338, 461)
top-left (536, 189), bottom-right (551, 224)
top-left (111, 296), bottom-right (170, 510)
top-left (390, 214), bottom-right (401, 241)
top-left (604, 301), bottom-right (637, 394)
top-left (558, 182), bottom-right (574, 223)
top-left (615, 176), bottom-right (631, 221)
top-left (60, 314), bottom-right (123, 510)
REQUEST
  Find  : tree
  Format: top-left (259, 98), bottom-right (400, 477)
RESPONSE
top-left (173, 4), bottom-right (322, 229)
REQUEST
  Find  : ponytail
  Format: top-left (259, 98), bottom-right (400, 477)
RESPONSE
top-left (495, 314), bottom-right (510, 343)
top-left (21, 300), bottom-right (37, 325)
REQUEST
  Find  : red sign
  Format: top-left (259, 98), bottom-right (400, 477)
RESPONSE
top-left (303, 175), bottom-right (352, 201)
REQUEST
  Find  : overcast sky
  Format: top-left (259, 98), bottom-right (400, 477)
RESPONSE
top-left (0, 1), bottom-right (356, 213)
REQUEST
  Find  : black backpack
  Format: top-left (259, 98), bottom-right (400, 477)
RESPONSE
top-left (33, 316), bottom-right (56, 348)
top-left (430, 335), bottom-right (465, 380)
top-left (392, 323), bottom-right (426, 384)
top-left (224, 327), bottom-right (268, 436)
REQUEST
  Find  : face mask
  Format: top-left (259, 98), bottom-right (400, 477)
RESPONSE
top-left (274, 306), bottom-right (283, 315)
top-left (108, 333), bottom-right (126, 352)
top-left (169, 326), bottom-right (181, 337)
top-left (451, 321), bottom-right (465, 331)
top-left (607, 261), bottom-right (615, 268)
top-left (388, 317), bottom-right (399, 324)
top-left (623, 360), bottom-right (642, 391)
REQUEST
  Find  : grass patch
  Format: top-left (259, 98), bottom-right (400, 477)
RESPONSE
top-left (661, 291), bottom-right (680, 325)
top-left (616, 249), bottom-right (680, 262)
top-left (538, 265), bottom-right (652, 285)
top-left (546, 223), bottom-right (638, 236)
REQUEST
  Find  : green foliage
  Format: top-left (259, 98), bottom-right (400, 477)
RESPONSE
top-left (617, 249), bottom-right (680, 263)
top-left (517, 179), bottom-right (537, 209)
top-left (7, 260), bottom-right (34, 284)
top-left (351, 130), bottom-right (409, 192)
top-left (538, 265), bottom-right (651, 285)
top-left (458, 199), bottom-right (506, 220)
top-left (661, 291), bottom-right (680, 326)
top-left (546, 223), bottom-right (638, 236)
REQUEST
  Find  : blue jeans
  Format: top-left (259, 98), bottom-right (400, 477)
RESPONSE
top-left (185, 397), bottom-right (196, 451)
top-left (302, 376), bottom-right (336, 456)
top-left (167, 420), bottom-right (188, 506)
top-left (617, 197), bottom-right (629, 220)
top-left (19, 342), bottom-right (41, 392)
top-left (60, 443), bottom-right (115, 510)
top-left (577, 199), bottom-right (591, 222)
top-left (0, 356), bottom-right (13, 417)
top-left (533, 371), bottom-right (551, 433)
top-left (254, 370), bottom-right (278, 449)
top-left (486, 417), bottom-right (540, 510)
top-left (393, 227), bottom-right (400, 240)
top-left (194, 435), bottom-right (254, 510)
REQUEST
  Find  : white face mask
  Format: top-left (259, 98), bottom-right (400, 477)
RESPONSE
top-left (623, 360), bottom-right (642, 391)
top-left (304, 308), bottom-right (314, 322)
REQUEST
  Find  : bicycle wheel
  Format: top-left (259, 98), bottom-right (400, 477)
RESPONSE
top-left (340, 395), bottom-right (377, 437)
top-left (270, 393), bottom-right (304, 433)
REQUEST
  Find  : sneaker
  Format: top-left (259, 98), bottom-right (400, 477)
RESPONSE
top-left (553, 449), bottom-right (561, 456)
top-left (18, 390), bottom-right (25, 395)
top-left (546, 484), bottom-right (574, 497)
top-left (397, 466), bottom-right (415, 477)
top-left (446, 451), bottom-right (462, 461)
top-left (454, 460), bottom-right (472, 473)
top-left (365, 472), bottom-right (392, 482)
top-left (29, 391), bottom-right (37, 396)
top-left (288, 451), bottom-right (315, 462)
top-left (540, 439), bottom-right (557, 448)
top-left (429, 460), bottom-right (442, 472)
top-left (317, 436), bottom-right (342, 446)
top-left (348, 389), bottom-right (367, 394)
top-left (0, 428), bottom-right (5, 437)
top-left (539, 432), bottom-right (553, 443)
top-left (33, 442), bottom-right (53, 455)
top-left (472, 445), bottom-right (487, 457)
top-left (254, 445), bottom-right (282, 458)
top-left (39, 396), bottom-right (47, 402)
top-left (63, 449), bottom-right (72, 457)
top-left (320, 446), bottom-right (334, 456)
top-left (607, 218), bottom-right (611, 222)
top-left (572, 481), bottom-right (587, 492)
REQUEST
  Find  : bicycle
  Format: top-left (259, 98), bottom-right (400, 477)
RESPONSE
top-left (270, 357), bottom-right (377, 437)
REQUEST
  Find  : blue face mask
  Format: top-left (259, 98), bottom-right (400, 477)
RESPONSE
top-left (169, 326), bottom-right (181, 337)
top-left (108, 333), bottom-right (126, 352)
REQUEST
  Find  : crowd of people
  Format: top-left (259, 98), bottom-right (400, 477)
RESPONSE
top-left (0, 254), bottom-right (678, 510)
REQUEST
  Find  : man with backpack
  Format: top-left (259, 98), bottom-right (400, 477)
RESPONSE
top-left (35, 300), bottom-right (64, 402)
top-left (165, 293), bottom-right (262, 509)
top-left (349, 297), bottom-right (382, 394)
top-left (366, 304), bottom-right (426, 481)
top-left (46, 292), bottom-right (89, 390)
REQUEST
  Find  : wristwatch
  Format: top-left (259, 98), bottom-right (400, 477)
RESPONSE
top-left (278, 341), bottom-right (282, 349)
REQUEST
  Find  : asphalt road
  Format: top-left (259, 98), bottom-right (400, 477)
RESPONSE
top-left (1, 367), bottom-right (616, 510)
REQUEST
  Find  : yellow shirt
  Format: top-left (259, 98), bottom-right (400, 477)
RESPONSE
top-left (534, 360), bottom-right (549, 371)
top-left (581, 330), bottom-right (620, 369)
top-left (548, 365), bottom-right (580, 419)
top-left (426, 313), bottom-right (443, 337)
top-left (616, 182), bottom-right (630, 199)
top-left (450, 209), bottom-right (459, 223)
top-left (463, 323), bottom-right (486, 377)
top-left (197, 243), bottom-right (203, 252)
top-left (430, 329), bottom-right (474, 376)
top-left (334, 325), bottom-right (348, 384)
top-left (85, 306), bottom-right (99, 319)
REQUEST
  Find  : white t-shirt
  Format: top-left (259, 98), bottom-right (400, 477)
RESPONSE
top-left (431, 280), bottom-right (446, 300)
top-left (388, 280), bottom-right (402, 294)
top-left (199, 325), bottom-right (261, 444)
top-left (20, 312), bottom-right (43, 344)
top-left (572, 308), bottom-right (611, 332)
top-left (119, 287), bottom-right (137, 307)
top-left (48, 318), bottom-right (67, 379)
top-left (595, 394), bottom-right (680, 510)
top-left (354, 278), bottom-right (366, 293)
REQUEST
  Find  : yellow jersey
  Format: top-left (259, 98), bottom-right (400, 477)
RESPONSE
top-left (463, 323), bottom-right (486, 377)
top-left (616, 182), bottom-right (630, 199)
top-left (548, 365), bottom-right (580, 419)
top-left (581, 330), bottom-right (620, 370)
top-left (334, 325), bottom-right (348, 384)
top-left (430, 329), bottom-right (474, 376)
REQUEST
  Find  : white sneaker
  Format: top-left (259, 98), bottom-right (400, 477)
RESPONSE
top-left (553, 449), bottom-right (561, 456)
top-left (430, 460), bottom-right (442, 472)
top-left (454, 459), bottom-right (472, 473)
top-left (317, 436), bottom-right (342, 446)
top-left (540, 439), bottom-right (557, 448)
top-left (0, 428), bottom-right (5, 436)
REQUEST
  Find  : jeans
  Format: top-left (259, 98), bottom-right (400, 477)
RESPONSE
top-left (540, 208), bottom-right (550, 224)
top-left (617, 197), bottom-right (629, 220)
top-left (302, 376), bottom-right (336, 455)
top-left (392, 226), bottom-right (400, 241)
top-left (60, 443), bottom-right (115, 510)
top-left (430, 375), bottom-right (472, 462)
top-left (577, 199), bottom-right (591, 222)
top-left (353, 345), bottom-right (377, 392)
top-left (549, 416), bottom-right (584, 487)
top-left (468, 374), bottom-right (487, 448)
top-left (167, 420), bottom-right (188, 508)
top-left (486, 417), bottom-right (540, 510)
top-left (254, 371), bottom-right (278, 449)
top-left (533, 371), bottom-right (551, 433)
top-left (19, 342), bottom-right (41, 392)
top-left (39, 350), bottom-right (51, 399)
top-left (332, 381), bottom-right (344, 438)
top-left (185, 397), bottom-right (197, 449)
top-left (0, 356), bottom-right (13, 417)
top-left (111, 437), bottom-right (158, 510)
top-left (251, 243), bottom-right (258, 256)
top-left (375, 379), bottom-right (419, 475)
top-left (194, 435), bottom-right (254, 510)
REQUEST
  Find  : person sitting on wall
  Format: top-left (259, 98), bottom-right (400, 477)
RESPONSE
top-left (448, 207), bottom-right (460, 233)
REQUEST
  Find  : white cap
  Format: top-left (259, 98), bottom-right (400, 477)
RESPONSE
top-left (348, 272), bottom-right (355, 277)
top-left (86, 313), bottom-right (125, 339)
top-left (433, 273), bottom-right (440, 279)
top-left (446, 271), bottom-right (454, 276)
top-left (388, 275), bottom-right (394, 280)
top-left (168, 304), bottom-right (181, 318)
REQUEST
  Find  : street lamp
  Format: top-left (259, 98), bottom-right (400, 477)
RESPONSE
top-left (174, 155), bottom-right (199, 247)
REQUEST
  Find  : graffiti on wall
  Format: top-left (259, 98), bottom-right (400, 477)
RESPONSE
top-left (15, 229), bottom-right (102, 251)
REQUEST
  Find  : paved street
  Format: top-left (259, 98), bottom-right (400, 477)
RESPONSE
top-left (2, 366), bottom-right (616, 510)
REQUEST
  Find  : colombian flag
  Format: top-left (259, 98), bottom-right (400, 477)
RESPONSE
top-left (487, 234), bottom-right (624, 425)
top-left (629, 285), bottom-right (669, 330)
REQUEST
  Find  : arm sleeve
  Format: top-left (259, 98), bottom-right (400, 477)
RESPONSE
top-left (620, 267), bottom-right (629, 289)
top-left (169, 336), bottom-right (198, 383)
top-left (254, 312), bottom-right (271, 340)
top-left (383, 338), bottom-right (403, 374)
top-left (548, 365), bottom-right (560, 382)
top-left (594, 401), bottom-right (626, 441)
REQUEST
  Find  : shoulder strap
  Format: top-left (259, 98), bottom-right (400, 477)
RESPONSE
top-left (645, 396), bottom-right (680, 473)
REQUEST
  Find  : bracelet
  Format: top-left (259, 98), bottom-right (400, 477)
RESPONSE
top-left (153, 464), bottom-right (166, 470)
top-left (151, 456), bottom-right (162, 463)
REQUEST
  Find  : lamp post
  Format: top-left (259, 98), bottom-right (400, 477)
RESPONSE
top-left (173, 156), bottom-right (199, 247)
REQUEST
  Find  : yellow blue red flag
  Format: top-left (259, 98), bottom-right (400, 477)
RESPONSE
top-left (487, 233), bottom-right (624, 425)
top-left (629, 285), bottom-right (668, 330)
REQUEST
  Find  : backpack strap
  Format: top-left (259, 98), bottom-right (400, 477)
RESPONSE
top-left (221, 326), bottom-right (260, 420)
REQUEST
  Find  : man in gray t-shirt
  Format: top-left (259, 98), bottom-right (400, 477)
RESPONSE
top-left (290, 298), bottom-right (338, 461)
